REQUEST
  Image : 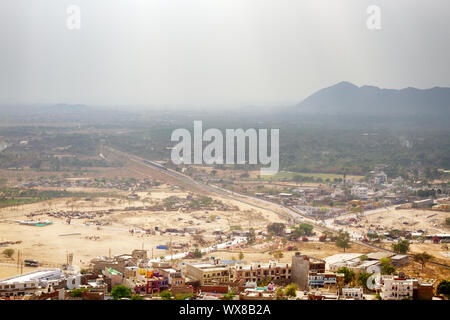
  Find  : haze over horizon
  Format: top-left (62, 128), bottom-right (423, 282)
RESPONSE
top-left (1, 0), bottom-right (450, 108)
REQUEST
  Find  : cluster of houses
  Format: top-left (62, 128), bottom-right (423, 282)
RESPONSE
top-left (0, 249), bottom-right (440, 300)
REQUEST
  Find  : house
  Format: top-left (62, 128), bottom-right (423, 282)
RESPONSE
top-left (390, 255), bottom-right (409, 266)
top-left (234, 261), bottom-right (292, 284)
top-left (0, 268), bottom-right (64, 297)
top-left (380, 275), bottom-right (413, 300)
top-left (341, 287), bottom-right (364, 300)
top-left (185, 262), bottom-right (234, 285)
top-left (239, 288), bottom-right (276, 300)
top-left (308, 272), bottom-right (344, 288)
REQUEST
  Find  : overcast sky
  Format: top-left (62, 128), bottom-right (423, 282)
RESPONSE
top-left (1, 0), bottom-right (449, 108)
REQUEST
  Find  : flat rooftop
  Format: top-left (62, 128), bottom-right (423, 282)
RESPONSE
top-left (0, 269), bottom-right (62, 284)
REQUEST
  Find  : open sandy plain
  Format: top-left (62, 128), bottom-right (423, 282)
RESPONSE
top-left (0, 189), bottom-right (284, 272)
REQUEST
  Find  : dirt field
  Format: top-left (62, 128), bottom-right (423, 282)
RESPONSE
top-left (0, 187), bottom-right (283, 271)
top-left (210, 241), bottom-right (374, 263)
top-left (343, 208), bottom-right (449, 236)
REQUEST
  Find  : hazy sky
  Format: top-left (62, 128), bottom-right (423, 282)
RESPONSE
top-left (1, 0), bottom-right (449, 108)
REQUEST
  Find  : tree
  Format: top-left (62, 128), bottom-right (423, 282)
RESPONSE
top-left (272, 251), bottom-right (284, 259)
top-left (380, 258), bottom-right (396, 275)
top-left (257, 276), bottom-right (273, 287)
top-left (267, 223), bottom-right (285, 236)
top-left (284, 283), bottom-right (298, 297)
top-left (239, 251), bottom-right (244, 260)
top-left (193, 248), bottom-right (203, 258)
top-left (276, 287), bottom-right (285, 300)
top-left (413, 252), bottom-right (433, 269)
top-left (223, 291), bottom-right (235, 300)
top-left (357, 272), bottom-right (372, 290)
top-left (247, 228), bottom-right (256, 244)
top-left (159, 291), bottom-right (173, 300)
top-left (392, 239), bottom-right (410, 254)
top-left (111, 284), bottom-right (131, 300)
top-left (436, 280), bottom-right (450, 295)
top-left (2, 248), bottom-right (14, 258)
top-left (70, 288), bottom-right (88, 298)
top-left (292, 223), bottom-right (314, 239)
top-left (335, 231), bottom-right (351, 252)
top-left (337, 267), bottom-right (356, 285)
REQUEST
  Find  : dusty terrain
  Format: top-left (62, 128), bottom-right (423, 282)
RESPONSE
top-left (343, 208), bottom-right (449, 236)
top-left (0, 189), bottom-right (283, 270)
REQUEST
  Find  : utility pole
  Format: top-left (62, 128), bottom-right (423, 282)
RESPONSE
top-left (17, 250), bottom-right (20, 272)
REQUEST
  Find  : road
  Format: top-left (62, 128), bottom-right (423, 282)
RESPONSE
top-left (105, 147), bottom-right (450, 269)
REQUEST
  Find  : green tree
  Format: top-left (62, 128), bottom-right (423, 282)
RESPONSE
top-left (335, 231), bottom-right (351, 252)
top-left (436, 280), bottom-right (450, 295)
top-left (257, 276), bottom-right (273, 287)
top-left (337, 267), bottom-right (356, 285)
top-left (292, 223), bottom-right (314, 238)
top-left (392, 240), bottom-right (410, 254)
top-left (247, 228), bottom-right (256, 244)
top-left (276, 287), bottom-right (285, 300)
top-left (193, 248), bottom-right (203, 258)
top-left (380, 258), bottom-right (396, 275)
top-left (267, 223), bottom-right (285, 236)
top-left (70, 288), bottom-right (88, 298)
top-left (159, 291), bottom-right (173, 300)
top-left (357, 272), bottom-right (372, 290)
top-left (223, 291), bottom-right (235, 300)
top-left (284, 283), bottom-right (298, 297)
top-left (111, 285), bottom-right (131, 300)
top-left (412, 252), bottom-right (433, 269)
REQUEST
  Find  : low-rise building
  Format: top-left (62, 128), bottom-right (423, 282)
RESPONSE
top-left (234, 261), bottom-right (291, 284)
top-left (341, 287), bottom-right (364, 300)
top-left (186, 262), bottom-right (234, 285)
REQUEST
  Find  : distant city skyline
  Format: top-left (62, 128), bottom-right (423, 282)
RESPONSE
top-left (1, 0), bottom-right (449, 108)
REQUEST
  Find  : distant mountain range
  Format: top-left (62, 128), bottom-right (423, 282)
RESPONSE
top-left (289, 81), bottom-right (450, 116)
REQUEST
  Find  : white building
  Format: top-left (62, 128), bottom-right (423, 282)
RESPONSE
top-left (0, 268), bottom-right (63, 297)
top-left (341, 287), bottom-right (364, 300)
top-left (380, 276), bottom-right (413, 300)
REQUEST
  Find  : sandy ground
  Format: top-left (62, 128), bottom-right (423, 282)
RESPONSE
top-left (343, 208), bottom-right (449, 236)
top-left (0, 264), bottom-right (37, 279)
top-left (0, 188), bottom-right (283, 271)
top-left (210, 241), bottom-right (374, 263)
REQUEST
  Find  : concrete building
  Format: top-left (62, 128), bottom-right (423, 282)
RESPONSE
top-left (309, 273), bottom-right (344, 288)
top-left (233, 261), bottom-right (291, 284)
top-left (390, 254), bottom-right (409, 266)
top-left (185, 262), bottom-right (234, 285)
top-left (291, 253), bottom-right (311, 290)
top-left (341, 287), bottom-right (364, 300)
top-left (0, 268), bottom-right (63, 297)
top-left (380, 275), bottom-right (414, 300)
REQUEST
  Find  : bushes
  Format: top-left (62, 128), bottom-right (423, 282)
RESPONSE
top-left (2, 248), bottom-right (14, 258)
top-left (111, 285), bottom-right (131, 300)
top-left (437, 280), bottom-right (450, 295)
